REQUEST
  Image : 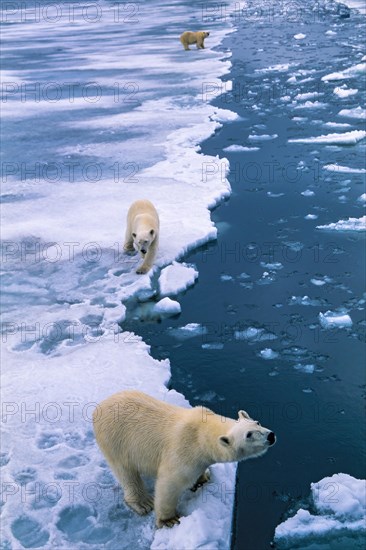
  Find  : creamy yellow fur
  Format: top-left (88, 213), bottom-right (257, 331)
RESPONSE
top-left (123, 199), bottom-right (159, 274)
top-left (180, 31), bottom-right (210, 51)
top-left (93, 390), bottom-right (275, 528)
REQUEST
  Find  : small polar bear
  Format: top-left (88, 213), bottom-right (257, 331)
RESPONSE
top-left (93, 390), bottom-right (276, 528)
top-left (124, 199), bottom-right (159, 274)
top-left (180, 30), bottom-right (210, 51)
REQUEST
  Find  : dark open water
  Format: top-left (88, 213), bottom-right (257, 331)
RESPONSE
top-left (124, 2), bottom-right (366, 549)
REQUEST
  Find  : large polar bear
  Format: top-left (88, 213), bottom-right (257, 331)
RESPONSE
top-left (180, 30), bottom-right (210, 50)
top-left (123, 199), bottom-right (159, 274)
top-left (93, 390), bottom-right (276, 528)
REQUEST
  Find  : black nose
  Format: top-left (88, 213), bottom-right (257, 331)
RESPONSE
top-left (141, 249), bottom-right (146, 255)
top-left (267, 432), bottom-right (276, 446)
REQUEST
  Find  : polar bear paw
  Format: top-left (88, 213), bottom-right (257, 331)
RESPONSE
top-left (157, 515), bottom-right (181, 528)
top-left (125, 494), bottom-right (154, 515)
top-left (136, 264), bottom-right (150, 275)
top-left (190, 468), bottom-right (211, 492)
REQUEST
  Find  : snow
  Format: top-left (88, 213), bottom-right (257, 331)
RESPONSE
top-left (1, 0), bottom-right (238, 547)
top-left (319, 311), bottom-right (353, 329)
top-left (274, 473), bottom-right (366, 548)
top-left (152, 297), bottom-right (181, 316)
top-left (289, 130), bottom-right (366, 145)
top-left (159, 262), bottom-right (198, 297)
top-left (317, 216), bottom-right (366, 232)
top-left (1, 337), bottom-right (235, 549)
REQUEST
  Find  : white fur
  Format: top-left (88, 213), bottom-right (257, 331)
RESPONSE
top-left (180, 31), bottom-right (210, 51)
top-left (93, 390), bottom-right (276, 528)
top-left (124, 199), bottom-right (159, 274)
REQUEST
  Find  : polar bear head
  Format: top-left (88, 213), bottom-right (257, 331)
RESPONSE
top-left (132, 228), bottom-right (156, 257)
top-left (219, 410), bottom-right (276, 461)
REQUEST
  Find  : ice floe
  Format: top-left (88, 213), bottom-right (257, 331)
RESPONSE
top-left (289, 130), bottom-right (366, 145)
top-left (319, 310), bottom-right (353, 328)
top-left (274, 473), bottom-right (366, 548)
top-left (159, 262), bottom-right (198, 297)
top-left (317, 216), bottom-right (366, 231)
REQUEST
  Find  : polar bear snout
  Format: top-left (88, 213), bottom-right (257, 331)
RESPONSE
top-left (267, 431), bottom-right (276, 446)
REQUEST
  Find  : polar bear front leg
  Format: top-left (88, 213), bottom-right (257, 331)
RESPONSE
top-left (113, 464), bottom-right (154, 515)
top-left (136, 239), bottom-right (158, 274)
top-left (190, 468), bottom-right (211, 492)
top-left (154, 472), bottom-right (185, 528)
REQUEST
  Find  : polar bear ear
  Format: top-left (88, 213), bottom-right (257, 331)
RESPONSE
top-left (238, 410), bottom-right (251, 420)
top-left (150, 229), bottom-right (155, 236)
top-left (219, 435), bottom-right (232, 447)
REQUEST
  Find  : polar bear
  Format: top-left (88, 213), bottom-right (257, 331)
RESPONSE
top-left (123, 199), bottom-right (159, 274)
top-left (93, 390), bottom-right (276, 528)
top-left (180, 30), bottom-right (210, 50)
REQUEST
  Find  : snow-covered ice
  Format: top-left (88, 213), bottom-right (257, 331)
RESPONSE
top-left (275, 473), bottom-right (366, 548)
top-left (289, 130), bottom-right (366, 145)
top-left (317, 216), bottom-right (366, 232)
top-left (319, 311), bottom-right (353, 329)
top-left (223, 144), bottom-right (260, 152)
top-left (159, 262), bottom-right (198, 297)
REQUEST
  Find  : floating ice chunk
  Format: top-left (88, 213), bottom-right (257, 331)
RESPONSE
top-left (260, 262), bottom-right (283, 270)
top-left (267, 192), bottom-right (284, 198)
top-left (223, 145), bottom-right (260, 152)
top-left (259, 348), bottom-right (279, 360)
top-left (248, 133), bottom-right (278, 141)
top-left (152, 297), bottom-right (181, 316)
top-left (325, 30), bottom-right (337, 35)
top-left (159, 262), bottom-right (198, 297)
top-left (168, 323), bottom-right (207, 341)
top-left (321, 62), bottom-right (366, 81)
top-left (305, 214), bottom-right (318, 220)
top-left (255, 63), bottom-right (294, 73)
top-left (294, 101), bottom-right (328, 110)
top-left (274, 473), bottom-right (366, 548)
top-left (338, 106), bottom-right (366, 119)
top-left (317, 216), bottom-right (366, 232)
top-left (220, 274), bottom-right (234, 282)
top-left (235, 327), bottom-right (277, 342)
top-left (323, 121), bottom-right (351, 129)
top-left (294, 363), bottom-right (315, 373)
top-left (323, 164), bottom-right (366, 174)
top-left (202, 342), bottom-right (224, 350)
top-left (358, 194), bottom-right (366, 203)
top-left (333, 86), bottom-right (358, 98)
top-left (301, 190), bottom-right (315, 197)
top-left (289, 296), bottom-right (323, 306)
top-left (310, 276), bottom-right (332, 286)
top-left (289, 130), bottom-right (366, 144)
top-left (295, 92), bottom-right (322, 101)
top-left (319, 310), bottom-right (353, 328)
top-left (210, 109), bottom-right (240, 122)
top-left (294, 33), bottom-right (306, 40)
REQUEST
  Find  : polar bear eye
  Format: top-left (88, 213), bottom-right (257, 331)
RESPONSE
top-left (246, 432), bottom-right (253, 439)
top-left (256, 422), bottom-right (261, 426)
top-left (132, 233), bottom-right (136, 238)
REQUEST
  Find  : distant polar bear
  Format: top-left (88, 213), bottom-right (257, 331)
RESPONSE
top-left (124, 199), bottom-right (159, 274)
top-left (180, 30), bottom-right (210, 50)
top-left (93, 390), bottom-right (276, 528)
